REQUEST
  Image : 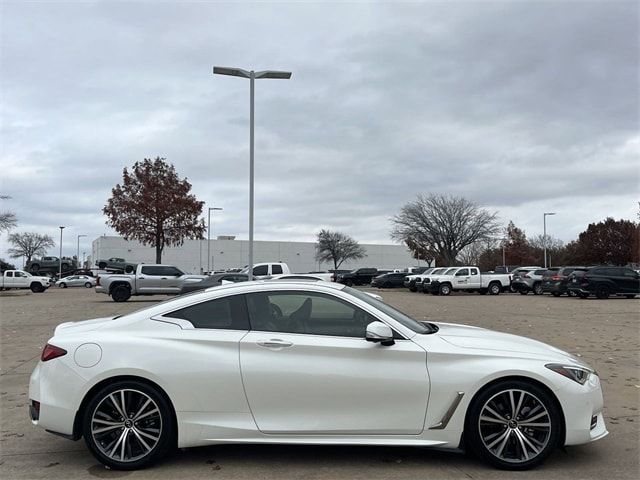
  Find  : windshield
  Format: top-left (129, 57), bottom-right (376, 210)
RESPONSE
top-left (344, 286), bottom-right (433, 334)
top-left (443, 268), bottom-right (458, 275)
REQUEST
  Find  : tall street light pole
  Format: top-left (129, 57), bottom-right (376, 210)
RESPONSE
top-left (58, 226), bottom-right (65, 278)
top-left (213, 66), bottom-right (291, 281)
top-left (543, 212), bottom-right (556, 268)
top-left (76, 234), bottom-right (86, 271)
top-left (207, 206), bottom-right (223, 273)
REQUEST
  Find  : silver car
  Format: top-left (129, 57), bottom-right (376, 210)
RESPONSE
top-left (55, 275), bottom-right (96, 288)
top-left (511, 268), bottom-right (553, 295)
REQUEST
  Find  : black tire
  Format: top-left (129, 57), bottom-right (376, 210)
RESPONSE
top-left (568, 290), bottom-right (577, 297)
top-left (61, 263), bottom-right (69, 272)
top-left (344, 280), bottom-right (353, 287)
top-left (489, 282), bottom-right (501, 295)
top-left (578, 292), bottom-right (589, 299)
top-left (111, 285), bottom-right (131, 302)
top-left (82, 380), bottom-right (175, 470)
top-left (439, 284), bottom-right (452, 296)
top-left (85, 282), bottom-right (93, 288)
top-left (519, 290), bottom-right (528, 295)
top-left (59, 283), bottom-right (67, 288)
top-left (30, 283), bottom-right (44, 293)
top-left (409, 287), bottom-right (417, 292)
top-left (625, 294), bottom-right (637, 299)
top-left (551, 292), bottom-right (561, 297)
top-left (465, 380), bottom-right (562, 470)
top-left (98, 262), bottom-right (107, 269)
top-left (595, 285), bottom-right (610, 299)
top-left (533, 283), bottom-right (543, 296)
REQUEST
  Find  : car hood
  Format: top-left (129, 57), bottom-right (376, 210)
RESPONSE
top-left (426, 322), bottom-right (586, 364)
top-left (54, 316), bottom-right (115, 335)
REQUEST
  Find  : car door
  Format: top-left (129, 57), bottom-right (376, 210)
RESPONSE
top-left (138, 266), bottom-right (168, 293)
top-left (239, 289), bottom-right (429, 435)
top-left (13, 271), bottom-right (30, 288)
top-left (454, 268), bottom-right (470, 287)
top-left (618, 268), bottom-right (640, 294)
top-left (4, 271), bottom-right (15, 288)
top-left (161, 266), bottom-right (185, 293)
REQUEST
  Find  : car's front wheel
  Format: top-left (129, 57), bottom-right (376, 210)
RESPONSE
top-left (466, 380), bottom-right (561, 470)
top-left (82, 381), bottom-right (175, 470)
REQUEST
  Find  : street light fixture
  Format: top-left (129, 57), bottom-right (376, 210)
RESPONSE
top-left (76, 234), bottom-right (87, 270)
top-left (543, 212), bottom-right (556, 268)
top-left (213, 65), bottom-right (292, 280)
top-left (58, 226), bottom-right (65, 278)
top-left (207, 206), bottom-right (223, 274)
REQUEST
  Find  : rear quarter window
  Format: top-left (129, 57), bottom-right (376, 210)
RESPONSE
top-left (164, 295), bottom-right (249, 330)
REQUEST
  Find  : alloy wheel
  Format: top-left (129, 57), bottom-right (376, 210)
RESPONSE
top-left (91, 389), bottom-right (162, 463)
top-left (478, 389), bottom-right (551, 464)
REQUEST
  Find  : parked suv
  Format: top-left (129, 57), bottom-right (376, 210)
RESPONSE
top-left (335, 268), bottom-right (379, 286)
top-left (542, 266), bottom-right (587, 296)
top-left (511, 268), bottom-right (556, 295)
top-left (568, 266), bottom-right (640, 299)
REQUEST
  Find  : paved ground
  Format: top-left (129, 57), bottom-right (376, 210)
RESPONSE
top-left (1, 286), bottom-right (638, 479)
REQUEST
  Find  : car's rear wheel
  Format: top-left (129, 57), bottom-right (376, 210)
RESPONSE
top-left (98, 262), bottom-right (107, 269)
top-left (595, 285), bottom-right (610, 299)
top-left (479, 288), bottom-right (488, 295)
top-left (85, 282), bottom-right (93, 288)
top-left (83, 381), bottom-right (175, 470)
top-left (111, 285), bottom-right (131, 302)
top-left (533, 283), bottom-right (543, 295)
top-left (466, 380), bottom-right (561, 470)
top-left (489, 283), bottom-right (501, 295)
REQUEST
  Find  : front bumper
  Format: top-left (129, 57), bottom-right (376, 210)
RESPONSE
top-left (555, 371), bottom-right (608, 445)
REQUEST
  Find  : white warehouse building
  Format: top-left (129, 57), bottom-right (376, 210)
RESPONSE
top-left (91, 236), bottom-right (424, 274)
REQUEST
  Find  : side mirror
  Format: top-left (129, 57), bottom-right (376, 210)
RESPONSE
top-left (365, 321), bottom-right (395, 346)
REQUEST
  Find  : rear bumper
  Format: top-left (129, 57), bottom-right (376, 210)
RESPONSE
top-left (542, 282), bottom-right (566, 293)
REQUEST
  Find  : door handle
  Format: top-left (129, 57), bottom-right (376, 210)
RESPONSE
top-left (257, 339), bottom-right (293, 348)
top-left (161, 277), bottom-right (167, 280)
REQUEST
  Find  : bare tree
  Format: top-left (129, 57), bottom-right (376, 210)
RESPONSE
top-left (0, 195), bottom-right (17, 234)
top-left (7, 232), bottom-right (55, 264)
top-left (315, 229), bottom-right (366, 271)
top-left (391, 194), bottom-right (500, 266)
top-left (528, 234), bottom-right (564, 251)
top-left (457, 241), bottom-right (487, 266)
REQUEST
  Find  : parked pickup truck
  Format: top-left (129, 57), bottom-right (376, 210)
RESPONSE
top-left (95, 257), bottom-right (137, 272)
top-left (237, 262), bottom-right (335, 281)
top-left (427, 266), bottom-right (511, 295)
top-left (96, 264), bottom-right (207, 302)
top-left (0, 270), bottom-right (51, 292)
top-left (26, 256), bottom-right (75, 273)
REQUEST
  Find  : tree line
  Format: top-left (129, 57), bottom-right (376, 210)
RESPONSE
top-left (2, 158), bottom-right (637, 269)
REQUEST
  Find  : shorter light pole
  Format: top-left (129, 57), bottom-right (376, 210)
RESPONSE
top-left (76, 234), bottom-right (86, 271)
top-left (207, 207), bottom-right (223, 273)
top-left (58, 226), bottom-right (65, 278)
top-left (543, 212), bottom-right (556, 268)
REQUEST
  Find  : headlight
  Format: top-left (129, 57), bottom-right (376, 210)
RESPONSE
top-left (545, 363), bottom-right (593, 385)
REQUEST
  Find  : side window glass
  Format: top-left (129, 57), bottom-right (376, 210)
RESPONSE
top-left (246, 291), bottom-right (380, 338)
top-left (6, 272), bottom-right (13, 277)
top-left (623, 269), bottom-right (638, 277)
top-left (165, 295), bottom-right (249, 330)
top-left (471, 269), bottom-right (478, 276)
top-left (272, 265), bottom-right (283, 275)
top-left (162, 267), bottom-right (182, 276)
top-left (456, 268), bottom-right (469, 276)
top-left (141, 266), bottom-right (160, 276)
top-left (253, 265), bottom-right (268, 276)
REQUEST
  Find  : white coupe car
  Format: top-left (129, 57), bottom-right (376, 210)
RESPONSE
top-left (29, 281), bottom-right (607, 470)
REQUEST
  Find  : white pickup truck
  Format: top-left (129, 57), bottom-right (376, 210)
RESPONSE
top-left (426, 266), bottom-right (511, 295)
top-left (240, 262), bottom-right (334, 282)
top-left (0, 270), bottom-right (51, 293)
top-left (96, 264), bottom-right (207, 302)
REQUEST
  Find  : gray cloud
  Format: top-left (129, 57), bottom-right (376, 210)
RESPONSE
top-left (1, 0), bottom-right (638, 261)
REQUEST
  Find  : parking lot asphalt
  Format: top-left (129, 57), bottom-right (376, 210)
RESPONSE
top-left (1, 287), bottom-right (638, 479)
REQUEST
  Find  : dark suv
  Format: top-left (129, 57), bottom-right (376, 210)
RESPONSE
top-left (542, 266), bottom-right (588, 296)
top-left (336, 268), bottom-right (379, 286)
top-left (568, 266), bottom-right (639, 299)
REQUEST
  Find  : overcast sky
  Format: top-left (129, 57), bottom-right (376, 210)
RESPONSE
top-left (1, 0), bottom-right (638, 262)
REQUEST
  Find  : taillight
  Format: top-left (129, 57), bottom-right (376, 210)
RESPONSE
top-left (96, 276), bottom-right (101, 286)
top-left (551, 275), bottom-right (562, 281)
top-left (41, 344), bottom-right (67, 362)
